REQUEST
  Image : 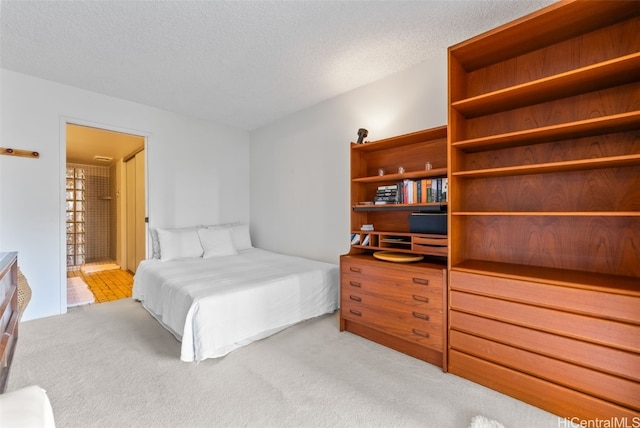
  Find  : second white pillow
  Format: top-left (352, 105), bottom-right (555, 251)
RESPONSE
top-left (198, 227), bottom-right (238, 259)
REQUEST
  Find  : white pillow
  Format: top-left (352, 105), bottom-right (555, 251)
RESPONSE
top-left (150, 226), bottom-right (202, 259)
top-left (229, 224), bottom-right (252, 251)
top-left (202, 221), bottom-right (240, 229)
top-left (149, 228), bottom-right (162, 259)
top-left (197, 228), bottom-right (238, 258)
top-left (157, 228), bottom-right (203, 261)
top-left (204, 222), bottom-right (252, 251)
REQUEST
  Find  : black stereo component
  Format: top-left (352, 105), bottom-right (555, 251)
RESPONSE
top-left (409, 212), bottom-right (447, 235)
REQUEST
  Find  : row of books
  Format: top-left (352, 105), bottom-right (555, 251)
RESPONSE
top-left (350, 233), bottom-right (371, 246)
top-left (374, 178), bottom-right (448, 204)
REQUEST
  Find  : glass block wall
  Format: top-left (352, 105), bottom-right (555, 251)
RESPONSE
top-left (66, 166), bottom-right (86, 267)
top-left (66, 163), bottom-right (113, 267)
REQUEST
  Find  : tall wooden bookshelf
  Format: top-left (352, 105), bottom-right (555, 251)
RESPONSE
top-left (447, 0), bottom-right (639, 420)
top-left (340, 126), bottom-right (449, 369)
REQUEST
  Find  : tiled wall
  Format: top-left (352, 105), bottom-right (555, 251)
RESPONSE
top-left (109, 164), bottom-right (118, 262)
top-left (68, 163), bottom-right (113, 264)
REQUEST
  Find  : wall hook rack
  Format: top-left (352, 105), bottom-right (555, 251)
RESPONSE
top-left (0, 147), bottom-right (40, 158)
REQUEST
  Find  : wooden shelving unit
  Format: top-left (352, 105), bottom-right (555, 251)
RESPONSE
top-left (349, 126), bottom-right (448, 242)
top-left (350, 231), bottom-right (448, 257)
top-left (340, 126), bottom-right (449, 369)
top-left (447, 0), bottom-right (639, 421)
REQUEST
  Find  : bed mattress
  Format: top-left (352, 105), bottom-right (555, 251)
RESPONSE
top-left (133, 248), bottom-right (339, 362)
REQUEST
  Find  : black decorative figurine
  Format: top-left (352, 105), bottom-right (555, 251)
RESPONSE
top-left (356, 128), bottom-right (368, 144)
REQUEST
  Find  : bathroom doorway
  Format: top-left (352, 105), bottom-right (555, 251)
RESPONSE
top-left (65, 123), bottom-right (146, 307)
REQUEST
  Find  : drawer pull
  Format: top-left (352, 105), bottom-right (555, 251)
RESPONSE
top-left (349, 281), bottom-right (361, 288)
top-left (349, 295), bottom-right (362, 302)
top-left (412, 329), bottom-right (429, 338)
top-left (349, 266), bottom-right (362, 273)
top-left (349, 309), bottom-right (362, 317)
top-left (412, 277), bottom-right (429, 285)
top-left (412, 295), bottom-right (429, 303)
top-left (412, 311), bottom-right (429, 321)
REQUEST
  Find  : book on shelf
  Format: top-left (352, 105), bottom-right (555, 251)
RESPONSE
top-left (441, 178), bottom-right (448, 203)
top-left (370, 178), bottom-right (447, 206)
top-left (350, 234), bottom-right (361, 245)
top-left (395, 177), bottom-right (447, 204)
top-left (375, 184), bottom-right (399, 204)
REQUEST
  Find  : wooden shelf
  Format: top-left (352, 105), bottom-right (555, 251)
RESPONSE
top-left (351, 231), bottom-right (448, 257)
top-left (353, 167), bottom-right (447, 183)
top-left (452, 211), bottom-right (640, 217)
top-left (451, 111), bottom-right (640, 153)
top-left (451, 259), bottom-right (640, 295)
top-left (451, 154), bottom-right (640, 178)
top-left (450, 1), bottom-right (639, 71)
top-left (349, 126), bottom-right (448, 250)
top-left (353, 203), bottom-right (446, 212)
top-left (351, 126), bottom-right (447, 152)
top-left (451, 53), bottom-right (640, 117)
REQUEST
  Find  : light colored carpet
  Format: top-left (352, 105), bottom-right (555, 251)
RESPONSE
top-left (9, 299), bottom-right (560, 428)
top-left (80, 263), bottom-right (120, 274)
top-left (66, 277), bottom-right (95, 307)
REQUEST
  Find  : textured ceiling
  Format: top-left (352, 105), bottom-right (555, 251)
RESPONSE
top-left (1, 0), bottom-right (555, 131)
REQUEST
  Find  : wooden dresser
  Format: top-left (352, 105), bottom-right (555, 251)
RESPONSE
top-left (449, 267), bottom-right (640, 419)
top-left (0, 252), bottom-right (19, 393)
top-left (340, 254), bottom-right (447, 368)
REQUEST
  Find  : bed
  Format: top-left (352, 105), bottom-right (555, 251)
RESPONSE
top-left (132, 224), bottom-right (339, 362)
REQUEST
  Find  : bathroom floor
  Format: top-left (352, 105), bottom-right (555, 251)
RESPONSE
top-left (67, 262), bottom-right (133, 305)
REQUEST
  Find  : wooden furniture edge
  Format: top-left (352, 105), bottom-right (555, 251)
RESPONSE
top-left (0, 252), bottom-right (19, 394)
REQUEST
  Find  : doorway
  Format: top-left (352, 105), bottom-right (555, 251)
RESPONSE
top-left (65, 123), bottom-right (146, 307)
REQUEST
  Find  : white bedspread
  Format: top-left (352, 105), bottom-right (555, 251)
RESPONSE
top-left (133, 248), bottom-right (339, 362)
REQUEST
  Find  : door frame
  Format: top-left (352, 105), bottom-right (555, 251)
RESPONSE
top-left (59, 116), bottom-right (150, 313)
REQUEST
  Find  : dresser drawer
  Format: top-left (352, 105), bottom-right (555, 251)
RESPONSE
top-left (341, 289), bottom-right (441, 322)
top-left (450, 311), bottom-right (640, 382)
top-left (342, 274), bottom-right (442, 307)
top-left (342, 259), bottom-right (444, 286)
top-left (450, 290), bottom-right (640, 353)
top-left (450, 271), bottom-right (640, 325)
top-left (450, 330), bottom-right (639, 410)
top-left (342, 300), bottom-right (442, 350)
top-left (342, 261), bottom-right (443, 295)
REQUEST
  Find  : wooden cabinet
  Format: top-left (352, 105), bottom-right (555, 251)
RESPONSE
top-left (349, 126), bottom-right (448, 258)
top-left (447, 0), bottom-right (640, 420)
top-left (0, 252), bottom-right (18, 393)
top-left (449, 270), bottom-right (640, 419)
top-left (340, 126), bottom-right (449, 369)
top-left (340, 255), bottom-right (447, 368)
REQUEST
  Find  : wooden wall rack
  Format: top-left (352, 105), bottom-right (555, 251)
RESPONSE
top-left (1, 147), bottom-right (40, 159)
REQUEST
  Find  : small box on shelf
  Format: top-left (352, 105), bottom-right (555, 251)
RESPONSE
top-left (409, 212), bottom-right (447, 235)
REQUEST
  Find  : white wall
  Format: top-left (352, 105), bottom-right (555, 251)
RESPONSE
top-left (0, 69), bottom-right (250, 321)
top-left (249, 55), bottom-right (447, 264)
